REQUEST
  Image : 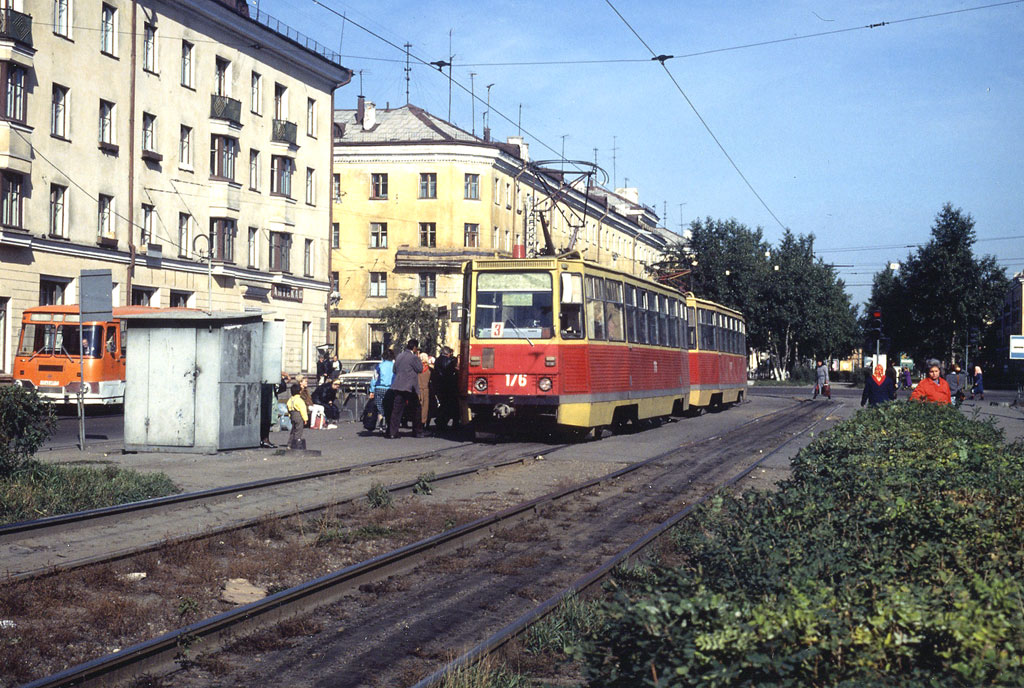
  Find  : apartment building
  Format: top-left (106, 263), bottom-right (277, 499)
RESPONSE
top-left (330, 98), bottom-right (671, 361)
top-left (0, 0), bottom-right (352, 378)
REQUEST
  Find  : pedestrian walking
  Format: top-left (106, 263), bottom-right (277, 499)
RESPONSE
top-left (286, 383), bottom-right (308, 449)
top-left (388, 339), bottom-right (425, 438)
top-left (862, 363), bottom-right (897, 407)
top-left (970, 365), bottom-right (984, 400)
top-left (946, 363), bottom-right (966, 407)
top-left (432, 346), bottom-right (460, 431)
top-left (909, 362), bottom-right (951, 404)
top-left (813, 360), bottom-right (831, 399)
top-left (901, 366), bottom-right (912, 391)
top-left (371, 349), bottom-right (395, 433)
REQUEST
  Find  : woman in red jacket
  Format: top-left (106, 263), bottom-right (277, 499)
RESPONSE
top-left (909, 363), bottom-right (951, 404)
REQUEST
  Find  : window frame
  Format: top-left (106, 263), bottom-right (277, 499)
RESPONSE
top-left (179, 125), bottom-right (193, 168)
top-left (303, 238), bottom-right (313, 276)
top-left (369, 272), bottom-right (387, 298)
top-left (97, 193), bottom-right (114, 238)
top-left (210, 134), bottom-right (238, 182)
top-left (464, 173), bottom-right (479, 200)
top-left (370, 173), bottom-right (388, 200)
top-left (369, 222), bottom-right (387, 249)
top-left (418, 272), bottom-right (436, 298)
top-left (250, 71), bottom-right (262, 115)
top-left (419, 222), bottom-right (436, 248)
top-left (305, 167), bottom-right (315, 205)
top-left (1, 62), bottom-right (27, 124)
top-left (464, 223), bottom-right (479, 248)
top-left (98, 99), bottom-right (115, 145)
top-left (210, 217), bottom-right (236, 263)
top-left (177, 213), bottom-right (192, 257)
top-left (269, 231), bottom-right (292, 272)
top-left (142, 22), bottom-right (158, 73)
top-left (53, 0), bottom-right (71, 38)
top-left (306, 97), bottom-right (316, 137)
top-left (100, 3), bottom-right (117, 56)
top-left (247, 226), bottom-right (259, 268)
top-left (270, 155), bottom-right (294, 197)
top-left (140, 203), bottom-right (154, 244)
top-left (180, 41), bottom-right (194, 88)
top-left (249, 148), bottom-right (260, 191)
top-left (51, 84), bottom-right (68, 139)
top-left (141, 112), bottom-right (157, 153)
top-left (419, 172), bottom-right (437, 199)
top-left (49, 183), bottom-right (68, 238)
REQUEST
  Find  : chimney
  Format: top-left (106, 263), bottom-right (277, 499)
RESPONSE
top-left (506, 136), bottom-right (529, 162)
top-left (483, 127), bottom-right (491, 142)
top-left (356, 95), bottom-right (365, 124)
top-left (363, 101), bottom-right (377, 131)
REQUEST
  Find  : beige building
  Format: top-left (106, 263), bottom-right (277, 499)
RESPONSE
top-left (330, 98), bottom-right (673, 362)
top-left (0, 0), bottom-right (351, 380)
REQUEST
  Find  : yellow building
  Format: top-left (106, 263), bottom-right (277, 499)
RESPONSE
top-left (330, 98), bottom-right (673, 362)
top-left (0, 0), bottom-right (351, 379)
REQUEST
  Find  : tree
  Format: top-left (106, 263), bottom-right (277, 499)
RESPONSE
top-left (866, 204), bottom-right (1009, 367)
top-left (377, 294), bottom-right (447, 356)
top-left (0, 386), bottom-right (57, 478)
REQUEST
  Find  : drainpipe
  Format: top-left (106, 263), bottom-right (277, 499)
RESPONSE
top-left (126, 0), bottom-right (138, 302)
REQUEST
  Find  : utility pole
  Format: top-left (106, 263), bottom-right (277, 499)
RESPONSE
top-left (560, 134), bottom-right (569, 171)
top-left (611, 135), bottom-right (618, 189)
top-left (404, 42), bottom-right (412, 105)
top-left (484, 83), bottom-right (493, 135)
top-left (469, 71), bottom-right (476, 135)
top-left (447, 30), bottom-right (453, 122)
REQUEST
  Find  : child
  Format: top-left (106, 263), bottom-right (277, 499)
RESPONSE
top-left (286, 383), bottom-right (308, 449)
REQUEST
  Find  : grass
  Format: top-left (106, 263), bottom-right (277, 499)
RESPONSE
top-left (0, 461), bottom-right (178, 524)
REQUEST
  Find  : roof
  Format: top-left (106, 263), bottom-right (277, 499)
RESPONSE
top-left (334, 104), bottom-right (523, 158)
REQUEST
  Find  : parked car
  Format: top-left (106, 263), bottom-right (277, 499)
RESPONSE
top-left (336, 360), bottom-right (380, 394)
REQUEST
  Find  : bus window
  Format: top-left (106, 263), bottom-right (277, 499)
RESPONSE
top-left (106, 326), bottom-right (117, 356)
top-left (559, 272), bottom-right (584, 339)
top-left (585, 276), bottom-right (605, 341)
top-left (475, 272), bottom-right (554, 339)
top-left (604, 280), bottom-right (624, 342)
top-left (18, 323), bottom-right (102, 358)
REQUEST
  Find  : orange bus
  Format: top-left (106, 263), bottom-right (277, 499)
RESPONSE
top-left (12, 305), bottom-right (161, 405)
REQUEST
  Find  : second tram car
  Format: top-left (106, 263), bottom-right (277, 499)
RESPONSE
top-left (461, 256), bottom-right (746, 435)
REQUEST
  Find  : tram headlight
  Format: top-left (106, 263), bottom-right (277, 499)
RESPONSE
top-left (474, 376), bottom-right (488, 392)
top-left (538, 377), bottom-right (552, 392)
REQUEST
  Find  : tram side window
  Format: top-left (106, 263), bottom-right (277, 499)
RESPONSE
top-left (624, 284), bottom-right (637, 343)
top-left (645, 292), bottom-right (658, 345)
top-left (668, 299), bottom-right (678, 349)
top-left (604, 280), bottom-right (624, 342)
top-left (559, 272), bottom-right (584, 339)
top-left (698, 309), bottom-right (714, 351)
top-left (658, 295), bottom-right (669, 347)
top-left (686, 306), bottom-right (696, 349)
top-left (585, 276), bottom-right (605, 341)
top-left (635, 290), bottom-right (648, 344)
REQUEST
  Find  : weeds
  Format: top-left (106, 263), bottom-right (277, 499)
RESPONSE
top-left (366, 482), bottom-right (393, 508)
top-left (438, 655), bottom-right (530, 688)
top-left (413, 471), bottom-right (436, 495)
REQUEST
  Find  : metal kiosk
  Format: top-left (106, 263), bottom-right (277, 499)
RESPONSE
top-left (122, 311), bottom-right (278, 454)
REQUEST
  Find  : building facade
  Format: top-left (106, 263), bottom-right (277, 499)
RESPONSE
top-left (0, 0), bottom-right (351, 379)
top-left (330, 99), bottom-right (673, 362)
top-left (996, 270), bottom-right (1023, 372)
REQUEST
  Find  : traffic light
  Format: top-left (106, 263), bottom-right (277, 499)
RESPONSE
top-left (866, 309), bottom-right (883, 338)
top-left (968, 326), bottom-right (979, 346)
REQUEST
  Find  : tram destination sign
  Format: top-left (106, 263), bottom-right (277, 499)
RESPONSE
top-left (1010, 335), bottom-right (1024, 360)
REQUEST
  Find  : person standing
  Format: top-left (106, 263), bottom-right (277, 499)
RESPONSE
top-left (388, 339), bottom-right (424, 438)
top-left (901, 366), bottom-right (912, 391)
top-left (909, 362), bottom-right (951, 404)
top-left (418, 352), bottom-right (433, 430)
top-left (861, 364), bottom-right (897, 407)
top-left (286, 383), bottom-right (308, 449)
top-left (371, 349), bottom-right (395, 433)
top-left (970, 365), bottom-right (984, 400)
top-left (432, 346), bottom-right (460, 431)
top-left (813, 360), bottom-right (830, 399)
top-left (946, 363), bottom-right (966, 407)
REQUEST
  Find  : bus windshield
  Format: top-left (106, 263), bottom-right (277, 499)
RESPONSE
top-left (475, 272), bottom-right (553, 339)
top-left (18, 324), bottom-right (103, 359)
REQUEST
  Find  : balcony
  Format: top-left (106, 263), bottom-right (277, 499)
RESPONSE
top-left (272, 119), bottom-right (297, 146)
top-left (210, 94), bottom-right (242, 126)
top-left (0, 8), bottom-right (32, 48)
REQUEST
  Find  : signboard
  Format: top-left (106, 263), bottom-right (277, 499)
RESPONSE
top-left (79, 269), bottom-right (113, 322)
top-left (1010, 335), bottom-right (1024, 360)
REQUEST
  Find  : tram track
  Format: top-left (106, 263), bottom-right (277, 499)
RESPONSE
top-left (14, 399), bottom-right (831, 688)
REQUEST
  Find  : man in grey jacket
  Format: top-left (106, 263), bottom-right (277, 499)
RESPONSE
top-left (388, 339), bottom-right (425, 438)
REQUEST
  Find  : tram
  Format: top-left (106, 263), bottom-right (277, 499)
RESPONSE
top-left (460, 255), bottom-right (746, 436)
top-left (13, 305), bottom-right (169, 405)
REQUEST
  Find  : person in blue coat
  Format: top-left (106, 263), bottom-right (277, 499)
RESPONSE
top-left (862, 364), bottom-right (897, 407)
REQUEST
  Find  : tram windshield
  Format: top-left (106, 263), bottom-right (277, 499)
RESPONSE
top-left (18, 323), bottom-right (103, 359)
top-left (475, 272), bottom-right (553, 339)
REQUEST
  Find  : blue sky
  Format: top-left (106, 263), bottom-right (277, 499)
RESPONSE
top-left (256, 0), bottom-right (1024, 308)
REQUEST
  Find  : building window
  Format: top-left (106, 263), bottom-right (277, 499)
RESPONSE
top-left (178, 213), bottom-right (192, 257)
top-left (464, 173), bottom-right (479, 200)
top-left (170, 290), bottom-right (191, 307)
top-left (54, 0), bottom-right (70, 37)
top-left (494, 177), bottom-right (500, 205)
top-left (131, 287), bottom-right (155, 306)
top-left (141, 113), bottom-right (156, 153)
top-left (1, 63), bottom-right (26, 123)
top-left (369, 222), bottom-right (387, 248)
top-left (215, 57), bottom-right (230, 97)
top-left (306, 97), bottom-right (316, 137)
top-left (419, 222), bottom-right (436, 248)
top-left (269, 231), bottom-right (291, 272)
top-left (51, 84), bottom-right (68, 138)
top-left (303, 238), bottom-right (313, 276)
top-left (100, 4), bottom-right (116, 56)
top-left (274, 83), bottom-right (287, 118)
top-left (140, 203), bottom-right (154, 244)
top-left (464, 223), bottom-right (479, 248)
top-left (370, 173), bottom-right (387, 199)
top-left (249, 149), bottom-right (260, 190)
top-left (305, 167), bottom-right (315, 205)
top-left (332, 174), bottom-right (341, 203)
top-left (331, 222), bottom-right (339, 248)
top-left (250, 72), bottom-right (262, 114)
top-left (40, 278), bottom-right (68, 306)
top-left (419, 172), bottom-right (437, 199)
top-left (210, 218), bottom-right (236, 263)
top-left (270, 155), bottom-right (294, 197)
top-left (180, 41), bottom-right (194, 88)
top-left (49, 184), bottom-right (68, 238)
top-left (492, 226), bottom-right (499, 248)
top-left (419, 273), bottom-right (436, 298)
top-left (506, 182), bottom-right (511, 208)
top-left (210, 135), bottom-right (238, 181)
top-left (369, 272), bottom-right (387, 297)
top-left (97, 194), bottom-right (114, 238)
top-left (99, 99), bottom-right (115, 145)
top-left (143, 23), bottom-right (158, 73)
top-left (505, 229), bottom-right (511, 252)
top-left (247, 227), bottom-right (258, 268)
top-left (1, 173), bottom-right (23, 229)
top-left (179, 125), bottom-right (192, 167)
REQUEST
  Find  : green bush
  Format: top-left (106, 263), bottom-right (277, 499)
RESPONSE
top-left (0, 385), bottom-right (57, 478)
top-left (575, 403), bottom-right (1024, 687)
top-left (0, 462), bottom-right (178, 524)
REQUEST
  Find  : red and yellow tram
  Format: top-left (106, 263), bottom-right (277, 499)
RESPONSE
top-left (460, 256), bottom-right (746, 435)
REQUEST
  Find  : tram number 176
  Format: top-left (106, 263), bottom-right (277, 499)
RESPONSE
top-left (505, 374), bottom-right (528, 387)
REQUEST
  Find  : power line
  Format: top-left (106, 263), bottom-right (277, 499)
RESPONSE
top-left (603, 0), bottom-right (788, 232)
top-left (818, 234), bottom-right (1024, 254)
